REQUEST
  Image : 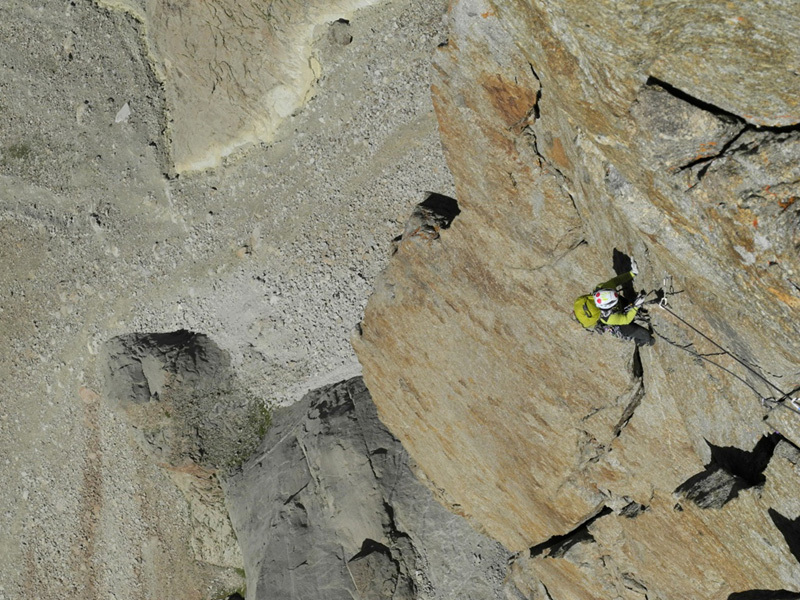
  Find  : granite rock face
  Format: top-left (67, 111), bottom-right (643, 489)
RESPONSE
top-left (354, 0), bottom-right (800, 597)
top-left (224, 377), bottom-right (512, 600)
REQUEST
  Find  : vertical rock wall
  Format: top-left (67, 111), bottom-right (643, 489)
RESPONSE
top-left (354, 0), bottom-right (800, 597)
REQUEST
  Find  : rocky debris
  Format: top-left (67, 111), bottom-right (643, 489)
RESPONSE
top-left (95, 0), bottom-right (385, 172)
top-left (354, 0), bottom-right (800, 597)
top-left (102, 330), bottom-right (266, 471)
top-left (223, 377), bottom-right (512, 600)
top-left (1, 0), bottom-right (454, 596)
top-left (0, 0), bottom-right (453, 597)
top-left (329, 19), bottom-right (354, 46)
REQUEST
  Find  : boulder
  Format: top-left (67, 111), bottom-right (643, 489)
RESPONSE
top-left (102, 330), bottom-right (268, 570)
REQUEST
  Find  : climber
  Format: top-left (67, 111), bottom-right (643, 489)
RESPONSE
top-left (573, 259), bottom-right (654, 346)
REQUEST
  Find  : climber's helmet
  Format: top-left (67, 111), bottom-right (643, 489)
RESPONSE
top-left (594, 289), bottom-right (619, 309)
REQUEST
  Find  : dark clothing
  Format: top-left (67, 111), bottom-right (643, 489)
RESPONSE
top-left (602, 322), bottom-right (654, 346)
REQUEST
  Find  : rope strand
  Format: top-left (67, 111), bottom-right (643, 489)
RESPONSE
top-left (653, 329), bottom-right (767, 399)
top-left (658, 304), bottom-right (791, 400)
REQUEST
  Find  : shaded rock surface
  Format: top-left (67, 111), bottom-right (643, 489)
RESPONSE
top-left (102, 330), bottom-right (265, 471)
top-left (354, 0), bottom-right (800, 597)
top-left (224, 377), bottom-right (511, 600)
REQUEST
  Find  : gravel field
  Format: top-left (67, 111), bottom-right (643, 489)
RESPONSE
top-left (0, 0), bottom-right (453, 597)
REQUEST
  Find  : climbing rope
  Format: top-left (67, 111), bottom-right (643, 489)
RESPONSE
top-left (648, 279), bottom-right (800, 417)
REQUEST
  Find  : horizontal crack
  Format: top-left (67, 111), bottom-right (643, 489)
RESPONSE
top-left (647, 77), bottom-right (800, 186)
top-left (529, 506), bottom-right (612, 559)
top-left (646, 76), bottom-right (741, 122)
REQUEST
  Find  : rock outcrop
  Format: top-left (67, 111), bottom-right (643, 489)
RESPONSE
top-left (224, 377), bottom-right (512, 600)
top-left (102, 330), bottom-right (268, 572)
top-left (103, 330), bottom-right (266, 473)
top-left (0, 0), bottom-right (453, 596)
top-left (354, 0), bottom-right (800, 597)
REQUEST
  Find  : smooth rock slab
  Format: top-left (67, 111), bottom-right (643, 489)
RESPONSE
top-left (223, 377), bottom-right (512, 600)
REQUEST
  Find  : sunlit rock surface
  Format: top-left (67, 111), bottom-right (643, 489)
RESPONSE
top-left (96, 0), bottom-right (383, 172)
top-left (355, 0), bottom-right (800, 597)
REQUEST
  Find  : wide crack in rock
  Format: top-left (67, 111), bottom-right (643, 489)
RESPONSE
top-left (613, 347), bottom-right (645, 438)
top-left (636, 77), bottom-right (800, 188)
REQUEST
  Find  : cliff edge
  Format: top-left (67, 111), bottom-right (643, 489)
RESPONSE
top-left (354, 0), bottom-right (800, 597)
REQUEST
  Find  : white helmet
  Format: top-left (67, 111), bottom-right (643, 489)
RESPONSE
top-left (594, 289), bottom-right (619, 309)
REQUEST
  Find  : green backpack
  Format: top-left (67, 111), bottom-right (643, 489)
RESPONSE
top-left (573, 294), bottom-right (600, 328)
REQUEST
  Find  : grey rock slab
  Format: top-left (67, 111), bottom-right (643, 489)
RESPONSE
top-left (629, 82), bottom-right (745, 174)
top-left (224, 377), bottom-right (512, 600)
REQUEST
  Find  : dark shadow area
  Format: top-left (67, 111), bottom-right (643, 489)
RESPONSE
top-left (709, 434), bottom-right (780, 484)
top-left (620, 500), bottom-right (648, 519)
top-left (768, 509), bottom-right (800, 565)
top-left (420, 192), bottom-right (461, 229)
top-left (631, 346), bottom-right (643, 378)
top-left (612, 248), bottom-right (636, 300)
top-left (391, 192), bottom-right (461, 255)
top-left (728, 591), bottom-right (800, 600)
top-left (227, 594), bottom-right (245, 600)
top-left (349, 538), bottom-right (393, 563)
top-left (675, 434), bottom-right (780, 509)
top-left (645, 77), bottom-right (742, 122)
top-left (529, 507), bottom-right (612, 559)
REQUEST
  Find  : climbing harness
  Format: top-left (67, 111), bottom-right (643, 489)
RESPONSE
top-left (650, 276), bottom-right (800, 417)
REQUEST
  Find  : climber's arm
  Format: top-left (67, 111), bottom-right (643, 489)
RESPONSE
top-left (602, 305), bottom-right (639, 325)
